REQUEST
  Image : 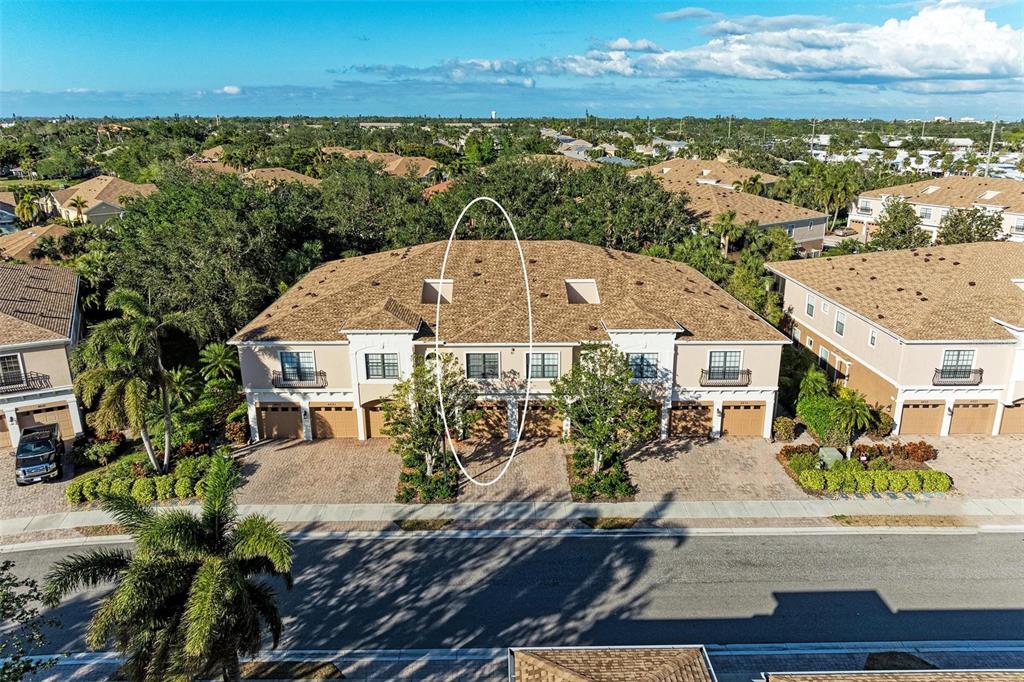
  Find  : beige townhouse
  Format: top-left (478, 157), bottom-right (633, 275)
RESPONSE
top-left (630, 159), bottom-right (828, 252)
top-left (43, 175), bottom-right (156, 225)
top-left (847, 176), bottom-right (1024, 243)
top-left (766, 242), bottom-right (1024, 436)
top-left (0, 262), bottom-right (83, 451)
top-left (229, 240), bottom-right (789, 443)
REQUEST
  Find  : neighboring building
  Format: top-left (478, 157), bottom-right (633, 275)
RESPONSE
top-left (242, 167), bottom-right (321, 187)
top-left (847, 176), bottom-right (1024, 243)
top-left (631, 160), bottom-right (826, 252)
top-left (421, 179), bottom-right (454, 200)
top-left (0, 191), bottom-right (17, 230)
top-left (527, 154), bottom-right (600, 170)
top-left (0, 224), bottom-right (69, 262)
top-left (320, 147), bottom-right (439, 181)
top-left (596, 155), bottom-right (637, 168)
top-left (43, 175), bottom-right (156, 225)
top-left (0, 262), bottom-right (83, 452)
top-left (229, 240), bottom-right (787, 443)
top-left (510, 645), bottom-right (714, 681)
top-left (766, 242), bottom-right (1024, 437)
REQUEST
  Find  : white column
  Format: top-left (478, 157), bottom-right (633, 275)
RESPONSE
top-left (762, 391), bottom-right (777, 440)
top-left (300, 397), bottom-right (312, 441)
top-left (660, 396), bottom-right (670, 440)
top-left (507, 398), bottom-right (519, 442)
top-left (562, 416), bottom-right (571, 439)
top-left (66, 396), bottom-right (84, 436)
top-left (992, 401), bottom-right (1006, 436)
top-left (4, 407), bottom-right (20, 447)
top-left (246, 395), bottom-right (259, 441)
top-left (940, 397), bottom-right (956, 436)
top-left (892, 395), bottom-right (906, 436)
top-left (711, 398), bottom-right (724, 438)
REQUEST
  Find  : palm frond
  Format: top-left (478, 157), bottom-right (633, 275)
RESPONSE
top-left (182, 557), bottom-right (232, 659)
top-left (230, 515), bottom-right (293, 575)
top-left (200, 456), bottom-right (240, 538)
top-left (136, 509), bottom-right (209, 556)
top-left (245, 580), bottom-right (284, 649)
top-left (100, 494), bottom-right (157, 537)
top-left (43, 548), bottom-right (132, 606)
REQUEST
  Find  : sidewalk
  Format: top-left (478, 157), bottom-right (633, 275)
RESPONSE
top-left (2, 495), bottom-right (1021, 537)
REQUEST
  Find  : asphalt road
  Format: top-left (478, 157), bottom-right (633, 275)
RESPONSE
top-left (8, 532), bottom-right (1024, 653)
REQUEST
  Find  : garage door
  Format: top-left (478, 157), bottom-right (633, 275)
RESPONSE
top-left (670, 402), bottom-right (712, 437)
top-left (310, 403), bottom-right (357, 439)
top-left (470, 402), bottom-right (508, 440)
top-left (720, 402), bottom-right (765, 437)
top-left (999, 400), bottom-right (1024, 435)
top-left (17, 402), bottom-right (73, 440)
top-left (364, 402), bottom-right (389, 439)
top-left (257, 404), bottom-right (302, 439)
top-left (518, 402), bottom-right (563, 440)
top-left (899, 402), bottom-right (943, 435)
top-left (0, 419), bottom-right (9, 450)
top-left (949, 401), bottom-right (996, 435)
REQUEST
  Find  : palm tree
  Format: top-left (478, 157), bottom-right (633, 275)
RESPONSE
top-left (732, 173), bottom-right (765, 196)
top-left (798, 366), bottom-right (831, 402)
top-left (708, 210), bottom-right (744, 259)
top-left (68, 195), bottom-right (88, 224)
top-left (14, 193), bottom-right (41, 225)
top-left (199, 342), bottom-right (240, 382)
top-left (167, 366), bottom-right (201, 406)
top-left (82, 288), bottom-right (198, 472)
top-left (831, 386), bottom-right (875, 439)
top-left (43, 457), bottom-right (293, 682)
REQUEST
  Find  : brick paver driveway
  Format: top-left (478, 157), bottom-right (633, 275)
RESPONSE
top-left (236, 439), bottom-right (401, 504)
top-left (910, 434), bottom-right (1024, 498)
top-left (0, 464), bottom-right (72, 520)
top-left (455, 436), bottom-right (571, 503)
top-left (626, 437), bottom-right (804, 501)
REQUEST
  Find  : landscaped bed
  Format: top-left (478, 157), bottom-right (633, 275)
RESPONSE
top-left (778, 442), bottom-right (954, 495)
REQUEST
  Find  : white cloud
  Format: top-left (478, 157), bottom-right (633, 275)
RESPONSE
top-left (701, 14), bottom-right (833, 36)
top-left (604, 37), bottom-right (665, 53)
top-left (218, 85), bottom-right (242, 95)
top-left (656, 7), bottom-right (722, 21)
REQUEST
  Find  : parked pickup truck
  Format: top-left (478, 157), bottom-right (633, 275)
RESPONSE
top-left (14, 424), bottom-right (63, 486)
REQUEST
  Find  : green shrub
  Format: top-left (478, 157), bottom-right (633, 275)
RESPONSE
top-left (130, 478), bottom-right (156, 504)
top-left (867, 411), bottom-right (895, 440)
top-left (174, 476), bottom-right (194, 499)
top-left (788, 452), bottom-right (821, 475)
top-left (193, 476), bottom-right (207, 498)
top-left (867, 457), bottom-right (893, 471)
top-left (65, 480), bottom-right (85, 505)
top-left (904, 470), bottom-right (923, 493)
top-left (109, 477), bottom-right (132, 498)
top-left (83, 440), bottom-right (118, 466)
top-left (829, 458), bottom-right (864, 473)
top-left (855, 471), bottom-right (873, 494)
top-left (174, 457), bottom-right (200, 481)
top-left (871, 471), bottom-right (890, 493)
top-left (796, 394), bottom-right (836, 442)
top-left (155, 475), bottom-right (175, 501)
top-left (81, 478), bottom-right (99, 502)
top-left (886, 471), bottom-right (907, 493)
top-left (94, 478), bottom-right (111, 498)
top-left (922, 470), bottom-right (952, 493)
top-left (824, 470), bottom-right (844, 493)
top-left (773, 416), bottom-right (796, 441)
top-left (798, 469), bottom-right (826, 491)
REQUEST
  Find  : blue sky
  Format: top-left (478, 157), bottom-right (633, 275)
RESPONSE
top-left (1, 0), bottom-right (1021, 118)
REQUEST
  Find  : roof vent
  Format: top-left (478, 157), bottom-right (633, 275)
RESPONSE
top-left (979, 190), bottom-right (1000, 200)
top-left (923, 185), bottom-right (940, 194)
top-left (565, 279), bottom-right (600, 304)
top-left (421, 279), bottom-right (453, 304)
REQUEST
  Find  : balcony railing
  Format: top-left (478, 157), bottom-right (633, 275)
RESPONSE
top-left (700, 368), bottom-right (752, 387)
top-left (0, 371), bottom-right (52, 394)
top-left (271, 370), bottom-right (327, 389)
top-left (932, 367), bottom-right (983, 386)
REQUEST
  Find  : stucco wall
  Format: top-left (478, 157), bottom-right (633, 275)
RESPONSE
top-left (4, 345), bottom-right (73, 388)
top-left (238, 344), bottom-right (351, 390)
top-left (673, 343), bottom-right (782, 390)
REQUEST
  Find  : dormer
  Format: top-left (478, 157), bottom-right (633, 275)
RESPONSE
top-left (565, 279), bottom-right (600, 304)
top-left (421, 279), bottom-right (453, 304)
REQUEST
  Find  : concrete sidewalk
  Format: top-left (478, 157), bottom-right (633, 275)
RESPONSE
top-left (2, 495), bottom-right (1021, 536)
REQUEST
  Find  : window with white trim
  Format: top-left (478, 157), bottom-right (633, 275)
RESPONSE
top-left (466, 353), bottom-right (499, 379)
top-left (805, 294), bottom-right (816, 318)
top-left (1014, 217), bottom-right (1024, 234)
top-left (526, 352), bottom-right (559, 379)
top-left (0, 354), bottom-right (23, 386)
top-left (792, 327), bottom-right (801, 343)
top-left (918, 207), bottom-right (932, 220)
top-left (627, 353), bottom-right (658, 380)
top-left (868, 327), bottom-right (877, 348)
top-left (939, 349), bottom-right (974, 380)
top-left (365, 353), bottom-right (399, 379)
top-left (806, 337), bottom-right (814, 349)
top-left (280, 351), bottom-right (315, 382)
top-left (834, 310), bottom-right (846, 337)
top-left (819, 347), bottom-right (830, 368)
top-left (821, 300), bottom-right (830, 315)
top-left (708, 350), bottom-right (741, 381)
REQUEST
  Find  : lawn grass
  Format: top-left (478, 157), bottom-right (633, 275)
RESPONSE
top-left (830, 514), bottom-right (964, 527)
top-left (0, 178), bottom-right (77, 191)
top-left (580, 517), bottom-right (638, 530)
top-left (239, 661), bottom-right (345, 679)
top-left (394, 518), bottom-right (453, 531)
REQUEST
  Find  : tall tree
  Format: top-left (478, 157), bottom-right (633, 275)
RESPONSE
top-left (44, 457), bottom-right (292, 682)
top-left (936, 207), bottom-right (1004, 245)
top-left (199, 342), bottom-right (241, 382)
top-left (68, 195), bottom-right (89, 224)
top-left (831, 386), bottom-right (876, 441)
top-left (708, 210), bottom-right (744, 258)
top-left (870, 197), bottom-right (930, 250)
top-left (14, 193), bottom-right (40, 226)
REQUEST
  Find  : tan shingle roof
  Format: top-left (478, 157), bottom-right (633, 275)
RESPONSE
top-left (230, 240), bottom-right (786, 345)
top-left (0, 262), bottom-right (78, 345)
top-left (682, 182), bottom-right (826, 227)
top-left (513, 647), bottom-right (714, 682)
top-left (860, 176), bottom-right (1024, 214)
top-left (321, 147), bottom-right (438, 178)
top-left (201, 144), bottom-right (224, 160)
top-left (0, 225), bottom-right (69, 262)
top-left (768, 673), bottom-right (1024, 682)
top-left (529, 154), bottom-right (601, 170)
top-left (51, 175), bottom-right (156, 211)
top-left (766, 242), bottom-right (1024, 341)
top-left (242, 167), bottom-right (321, 186)
top-left (184, 157), bottom-right (239, 175)
top-left (631, 158), bottom-right (780, 190)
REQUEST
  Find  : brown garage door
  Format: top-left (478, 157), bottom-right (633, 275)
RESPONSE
top-left (364, 402), bottom-right (389, 438)
top-left (257, 404), bottom-right (302, 439)
top-left (670, 402), bottom-right (712, 437)
top-left (17, 402), bottom-right (73, 440)
top-left (310, 403), bottom-right (357, 439)
top-left (999, 400), bottom-right (1024, 435)
top-left (470, 402), bottom-right (508, 440)
top-left (899, 402), bottom-right (943, 435)
top-left (949, 401), bottom-right (996, 435)
top-left (720, 402), bottom-right (764, 437)
top-left (518, 402), bottom-right (563, 440)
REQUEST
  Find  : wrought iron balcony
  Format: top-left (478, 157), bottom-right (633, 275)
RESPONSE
top-left (271, 370), bottom-right (327, 389)
top-left (0, 371), bottom-right (51, 394)
top-left (700, 368), bottom-right (752, 387)
top-left (932, 367), bottom-right (983, 386)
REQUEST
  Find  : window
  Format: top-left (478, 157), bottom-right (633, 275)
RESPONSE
top-left (940, 349), bottom-right (974, 379)
top-left (818, 347), bottom-right (830, 368)
top-left (466, 353), bottom-right (499, 379)
top-left (280, 351), bottom-right (316, 382)
top-left (834, 310), bottom-right (846, 337)
top-left (365, 353), bottom-right (399, 379)
top-left (806, 337), bottom-right (814, 349)
top-left (821, 301), bottom-right (830, 315)
top-left (1014, 217), bottom-right (1024, 235)
top-left (858, 200), bottom-right (871, 214)
top-left (792, 327), bottom-right (801, 343)
top-left (526, 352), bottom-right (559, 379)
top-left (918, 207), bottom-right (932, 220)
top-left (0, 354), bottom-right (23, 385)
top-left (708, 351), bottom-right (741, 381)
top-left (627, 353), bottom-right (658, 380)
top-left (805, 294), bottom-right (816, 318)
top-left (868, 327), bottom-right (877, 348)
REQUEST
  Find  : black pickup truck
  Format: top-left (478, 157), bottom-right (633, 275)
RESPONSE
top-left (14, 424), bottom-right (63, 486)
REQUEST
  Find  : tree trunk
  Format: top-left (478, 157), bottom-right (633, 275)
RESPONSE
top-left (592, 447), bottom-right (601, 475)
top-left (156, 346), bottom-right (173, 473)
top-left (222, 652), bottom-right (241, 682)
top-left (138, 424), bottom-right (161, 473)
top-left (720, 234), bottom-right (729, 259)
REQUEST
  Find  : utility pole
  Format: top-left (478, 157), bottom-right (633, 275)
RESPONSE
top-left (984, 118), bottom-right (996, 177)
top-left (727, 115), bottom-right (732, 140)
top-left (810, 119), bottom-right (816, 156)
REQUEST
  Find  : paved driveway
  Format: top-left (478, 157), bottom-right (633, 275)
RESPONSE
top-left (626, 437), bottom-right (805, 501)
top-left (455, 437), bottom-right (571, 503)
top-left (909, 434), bottom-right (1024, 498)
top-left (0, 457), bottom-right (73, 521)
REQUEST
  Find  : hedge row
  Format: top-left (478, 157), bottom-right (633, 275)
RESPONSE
top-left (799, 468), bottom-right (952, 494)
top-left (65, 453), bottom-right (226, 506)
